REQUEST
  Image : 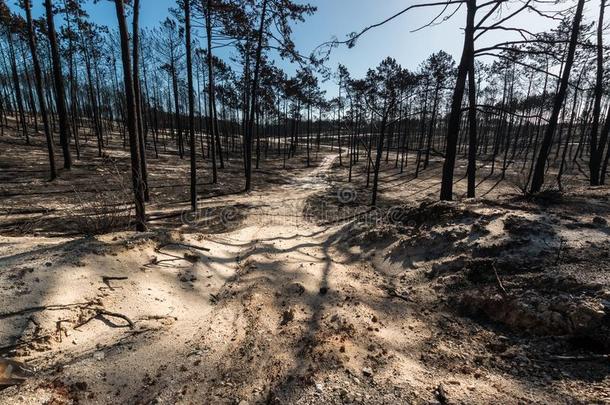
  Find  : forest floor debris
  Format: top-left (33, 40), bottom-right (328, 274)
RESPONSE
top-left (0, 143), bottom-right (609, 403)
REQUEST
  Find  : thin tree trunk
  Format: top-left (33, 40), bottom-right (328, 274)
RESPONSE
top-left (132, 0), bottom-right (149, 201)
top-left (114, 0), bottom-right (146, 231)
top-left (466, 57), bottom-right (477, 198)
top-left (205, 0), bottom-right (218, 183)
top-left (24, 0), bottom-right (56, 180)
top-left (45, 0), bottom-right (71, 169)
top-left (530, 0), bottom-right (585, 193)
top-left (440, 0), bottom-right (475, 201)
top-left (185, 0), bottom-right (197, 211)
top-left (245, 0), bottom-right (268, 191)
top-left (372, 106), bottom-right (389, 207)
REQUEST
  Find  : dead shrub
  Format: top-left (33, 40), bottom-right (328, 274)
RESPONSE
top-left (70, 159), bottom-right (133, 235)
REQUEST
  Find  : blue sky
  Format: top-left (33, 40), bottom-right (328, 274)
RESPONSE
top-left (21, 0), bottom-right (579, 96)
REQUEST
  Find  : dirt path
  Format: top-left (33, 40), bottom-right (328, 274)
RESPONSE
top-left (0, 154), bottom-right (351, 403)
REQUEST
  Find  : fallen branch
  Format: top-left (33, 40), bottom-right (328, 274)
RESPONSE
top-left (492, 262), bottom-right (508, 295)
top-left (0, 303), bottom-right (94, 319)
top-left (102, 276), bottom-right (128, 290)
top-left (153, 247), bottom-right (201, 264)
top-left (97, 310), bottom-right (134, 329)
top-left (74, 309), bottom-right (134, 330)
top-left (102, 276), bottom-right (128, 282)
top-left (158, 242), bottom-right (210, 252)
top-left (137, 314), bottom-right (178, 321)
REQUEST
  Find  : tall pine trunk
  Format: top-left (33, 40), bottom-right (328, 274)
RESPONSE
top-left (588, 0), bottom-right (605, 185)
top-left (466, 58), bottom-right (477, 198)
top-left (24, 0), bottom-right (55, 180)
top-left (440, 0), bottom-right (475, 201)
top-left (204, 0), bottom-right (218, 184)
top-left (132, 0), bottom-right (149, 201)
top-left (185, 0), bottom-right (197, 211)
top-left (530, 0), bottom-right (585, 193)
top-left (245, 0), bottom-right (268, 191)
top-left (45, 0), bottom-right (71, 169)
top-left (114, 0), bottom-right (146, 231)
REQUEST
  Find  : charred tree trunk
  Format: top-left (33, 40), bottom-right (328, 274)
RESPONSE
top-left (245, 0), bottom-right (268, 191)
top-left (132, 0), bottom-right (149, 201)
top-left (185, 0), bottom-right (197, 211)
top-left (6, 29), bottom-right (28, 145)
top-left (372, 105), bottom-right (389, 207)
top-left (440, 0), bottom-right (475, 201)
top-left (24, 0), bottom-right (55, 180)
top-left (45, 0), bottom-right (71, 169)
top-left (205, 0), bottom-right (218, 184)
top-left (588, 0), bottom-right (605, 185)
top-left (114, 0), bottom-right (146, 231)
top-left (530, 0), bottom-right (585, 193)
top-left (466, 57), bottom-right (477, 198)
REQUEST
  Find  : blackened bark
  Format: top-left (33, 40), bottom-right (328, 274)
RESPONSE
top-left (132, 0), bottom-right (149, 201)
top-left (45, 0), bottom-right (72, 169)
top-left (466, 57), bottom-right (477, 198)
top-left (245, 0), bottom-right (268, 191)
top-left (25, 0), bottom-right (55, 180)
top-left (440, 0), bottom-right (475, 201)
top-left (589, 0), bottom-right (605, 185)
top-left (204, 0), bottom-right (218, 183)
top-left (114, 0), bottom-right (146, 231)
top-left (530, 0), bottom-right (585, 193)
top-left (185, 0), bottom-right (197, 211)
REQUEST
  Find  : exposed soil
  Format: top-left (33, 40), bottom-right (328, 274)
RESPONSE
top-left (1, 134), bottom-right (609, 404)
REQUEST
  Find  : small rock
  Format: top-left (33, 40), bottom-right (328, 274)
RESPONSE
top-left (362, 367), bottom-right (373, 377)
top-left (315, 382), bottom-right (324, 393)
top-left (93, 351), bottom-right (105, 361)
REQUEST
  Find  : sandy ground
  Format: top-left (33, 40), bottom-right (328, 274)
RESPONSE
top-left (1, 131), bottom-right (609, 404)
